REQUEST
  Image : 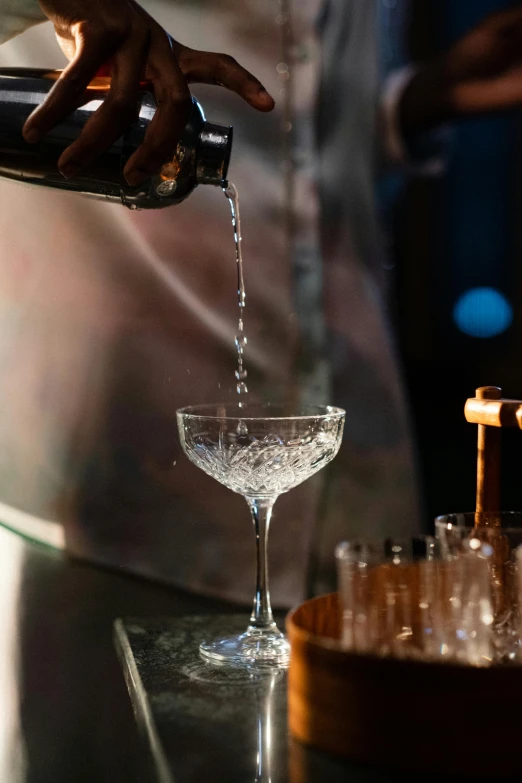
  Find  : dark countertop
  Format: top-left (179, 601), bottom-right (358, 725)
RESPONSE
top-left (115, 616), bottom-right (421, 783)
top-left (4, 522), bottom-right (518, 783)
top-left (117, 616), bottom-right (518, 783)
top-left (0, 523), bottom-right (237, 782)
top-left (115, 615), bottom-right (289, 783)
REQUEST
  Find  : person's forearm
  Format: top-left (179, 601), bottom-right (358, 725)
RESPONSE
top-left (400, 8), bottom-right (522, 137)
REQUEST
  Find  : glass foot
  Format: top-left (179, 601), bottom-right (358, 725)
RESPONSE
top-left (199, 628), bottom-right (290, 667)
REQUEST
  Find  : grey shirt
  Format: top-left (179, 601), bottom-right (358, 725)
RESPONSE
top-left (0, 0), bottom-right (420, 605)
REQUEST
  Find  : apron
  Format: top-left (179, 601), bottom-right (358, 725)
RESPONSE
top-left (0, 0), bottom-right (420, 606)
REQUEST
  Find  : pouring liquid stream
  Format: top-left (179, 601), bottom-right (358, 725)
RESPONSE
top-left (224, 183), bottom-right (248, 411)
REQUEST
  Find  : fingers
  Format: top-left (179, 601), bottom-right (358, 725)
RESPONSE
top-left (23, 24), bottom-right (120, 143)
top-left (452, 69), bottom-right (522, 115)
top-left (23, 3), bottom-right (272, 187)
top-left (180, 49), bottom-right (275, 112)
top-left (124, 54), bottom-right (192, 186)
top-left (58, 31), bottom-right (149, 178)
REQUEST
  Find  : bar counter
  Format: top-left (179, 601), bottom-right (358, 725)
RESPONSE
top-left (0, 522), bottom-right (237, 782)
top-left (0, 522), bottom-right (515, 782)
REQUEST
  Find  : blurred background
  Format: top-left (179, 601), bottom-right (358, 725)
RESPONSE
top-left (1, 0), bottom-right (522, 586)
top-left (387, 0), bottom-right (522, 521)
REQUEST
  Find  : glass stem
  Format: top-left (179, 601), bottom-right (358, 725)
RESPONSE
top-left (246, 497), bottom-right (277, 632)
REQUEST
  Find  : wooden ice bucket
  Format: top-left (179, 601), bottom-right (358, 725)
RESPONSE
top-left (287, 593), bottom-right (522, 778)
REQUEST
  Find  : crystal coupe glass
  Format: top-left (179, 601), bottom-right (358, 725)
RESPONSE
top-left (177, 403), bottom-right (345, 666)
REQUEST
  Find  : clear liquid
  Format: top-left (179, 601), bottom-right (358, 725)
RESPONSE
top-left (224, 183), bottom-right (248, 406)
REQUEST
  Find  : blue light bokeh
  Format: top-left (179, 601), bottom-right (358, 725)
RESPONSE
top-left (453, 287), bottom-right (513, 338)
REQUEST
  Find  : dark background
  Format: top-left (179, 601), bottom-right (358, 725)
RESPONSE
top-left (392, 0), bottom-right (522, 521)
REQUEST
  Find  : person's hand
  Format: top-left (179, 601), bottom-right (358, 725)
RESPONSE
top-left (400, 7), bottom-right (522, 136)
top-left (24, 0), bottom-right (275, 186)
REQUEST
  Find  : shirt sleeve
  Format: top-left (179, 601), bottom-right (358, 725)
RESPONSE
top-left (379, 64), bottom-right (452, 177)
top-left (0, 0), bottom-right (47, 46)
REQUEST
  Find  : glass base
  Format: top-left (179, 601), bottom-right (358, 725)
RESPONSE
top-left (199, 627), bottom-right (290, 667)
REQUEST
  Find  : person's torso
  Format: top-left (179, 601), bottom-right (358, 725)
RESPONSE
top-left (0, 0), bottom-right (419, 605)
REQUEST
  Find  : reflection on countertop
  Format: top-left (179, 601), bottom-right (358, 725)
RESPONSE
top-left (115, 616), bottom-right (288, 783)
top-left (0, 523), bottom-right (237, 782)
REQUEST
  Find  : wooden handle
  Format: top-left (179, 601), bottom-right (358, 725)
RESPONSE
top-left (474, 387), bottom-right (501, 517)
top-left (465, 397), bottom-right (522, 429)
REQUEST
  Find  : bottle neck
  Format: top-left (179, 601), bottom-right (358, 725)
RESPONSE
top-left (196, 122), bottom-right (233, 186)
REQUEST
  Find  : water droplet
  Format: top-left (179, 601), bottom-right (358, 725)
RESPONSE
top-left (235, 369), bottom-right (248, 381)
top-left (235, 334), bottom-right (248, 353)
top-left (236, 421), bottom-right (248, 436)
top-left (237, 382), bottom-right (248, 395)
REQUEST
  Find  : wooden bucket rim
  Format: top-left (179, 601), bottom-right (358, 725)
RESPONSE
top-left (286, 592), bottom-right (522, 678)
